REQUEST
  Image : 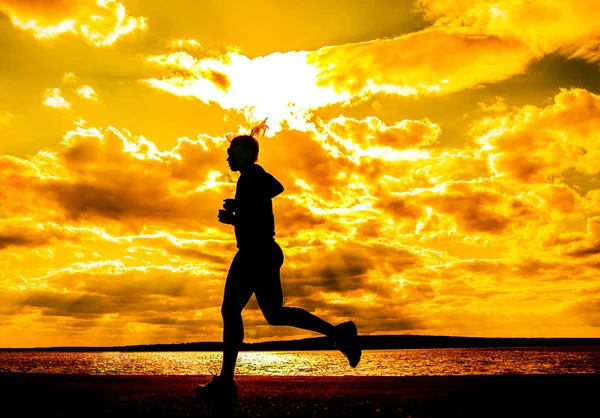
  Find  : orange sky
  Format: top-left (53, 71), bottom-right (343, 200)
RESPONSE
top-left (1, 0), bottom-right (600, 348)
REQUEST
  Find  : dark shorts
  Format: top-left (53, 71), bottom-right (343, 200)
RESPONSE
top-left (223, 241), bottom-right (285, 312)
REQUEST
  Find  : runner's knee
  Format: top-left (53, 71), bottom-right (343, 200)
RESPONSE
top-left (221, 303), bottom-right (242, 321)
top-left (263, 308), bottom-right (286, 326)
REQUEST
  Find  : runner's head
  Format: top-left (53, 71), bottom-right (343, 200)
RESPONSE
top-left (227, 135), bottom-right (259, 171)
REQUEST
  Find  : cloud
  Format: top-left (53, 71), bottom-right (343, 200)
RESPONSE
top-left (5, 79), bottom-right (600, 345)
top-left (473, 88), bottom-right (600, 183)
top-left (42, 88), bottom-right (71, 109)
top-left (414, 0), bottom-right (600, 55)
top-left (143, 49), bottom-right (351, 133)
top-left (310, 29), bottom-right (533, 97)
top-left (0, 0), bottom-right (147, 47)
top-left (144, 29), bottom-right (534, 132)
top-left (36, 127), bottom-right (231, 231)
top-left (563, 37), bottom-right (600, 64)
top-left (76, 85), bottom-right (99, 101)
top-left (0, 124), bottom-right (235, 243)
top-left (376, 197), bottom-right (424, 220)
top-left (62, 72), bottom-right (78, 84)
top-left (1, 116), bottom-right (435, 343)
top-left (0, 232), bottom-right (50, 250)
top-left (140, 1), bottom-right (600, 139)
top-left (420, 182), bottom-right (512, 234)
top-left (324, 116), bottom-right (441, 150)
top-left (567, 217), bottom-right (600, 258)
top-left (21, 291), bottom-right (113, 316)
top-left (0, 222), bottom-right (71, 250)
top-left (478, 96), bottom-right (508, 113)
top-left (41, 77), bottom-right (101, 112)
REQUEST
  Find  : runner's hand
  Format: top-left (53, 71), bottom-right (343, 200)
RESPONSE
top-left (218, 209), bottom-right (235, 225)
top-left (223, 198), bottom-right (236, 212)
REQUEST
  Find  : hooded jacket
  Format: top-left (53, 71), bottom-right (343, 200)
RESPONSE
top-left (233, 164), bottom-right (284, 249)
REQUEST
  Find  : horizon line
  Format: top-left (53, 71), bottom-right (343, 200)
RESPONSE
top-left (2, 334), bottom-right (600, 351)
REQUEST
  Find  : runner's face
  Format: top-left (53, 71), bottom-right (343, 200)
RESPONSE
top-left (227, 144), bottom-right (253, 171)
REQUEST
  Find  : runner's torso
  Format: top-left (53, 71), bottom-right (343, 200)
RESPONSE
top-left (234, 164), bottom-right (283, 249)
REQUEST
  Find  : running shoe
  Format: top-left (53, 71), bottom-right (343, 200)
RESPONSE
top-left (195, 376), bottom-right (238, 402)
top-left (331, 321), bottom-right (362, 368)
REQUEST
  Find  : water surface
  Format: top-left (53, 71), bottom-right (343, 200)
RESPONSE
top-left (1, 347), bottom-right (598, 376)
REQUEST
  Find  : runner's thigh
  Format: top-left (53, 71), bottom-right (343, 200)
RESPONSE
top-left (222, 250), bottom-right (254, 313)
top-left (254, 243), bottom-right (284, 312)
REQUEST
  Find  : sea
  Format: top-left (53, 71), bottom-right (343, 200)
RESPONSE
top-left (1, 347), bottom-right (599, 376)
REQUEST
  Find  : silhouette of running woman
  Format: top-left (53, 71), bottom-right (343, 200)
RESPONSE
top-left (195, 133), bottom-right (361, 401)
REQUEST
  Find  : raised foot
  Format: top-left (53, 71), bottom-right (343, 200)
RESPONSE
top-left (331, 321), bottom-right (362, 368)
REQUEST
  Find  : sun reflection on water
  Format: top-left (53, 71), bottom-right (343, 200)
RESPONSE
top-left (1, 348), bottom-right (599, 376)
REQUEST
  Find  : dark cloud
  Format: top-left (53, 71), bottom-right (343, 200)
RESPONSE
top-left (280, 242), bottom-right (421, 300)
top-left (202, 69), bottom-right (230, 92)
top-left (42, 179), bottom-right (223, 232)
top-left (543, 233), bottom-right (585, 248)
top-left (17, 283), bottom-right (222, 321)
top-left (566, 218), bottom-right (600, 258)
top-left (0, 232), bottom-right (50, 250)
top-left (0, 223), bottom-right (72, 250)
top-left (353, 218), bottom-right (384, 240)
top-left (22, 292), bottom-right (112, 316)
top-left (35, 132), bottom-right (230, 231)
top-left (513, 258), bottom-right (560, 277)
top-left (568, 243), bottom-right (600, 258)
top-left (55, 271), bottom-right (222, 302)
top-left (457, 259), bottom-right (510, 275)
top-left (421, 183), bottom-right (511, 234)
top-left (376, 198), bottom-right (423, 220)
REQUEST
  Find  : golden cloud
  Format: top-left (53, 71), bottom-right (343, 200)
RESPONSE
top-left (4, 1), bottom-right (600, 347)
top-left (310, 29), bottom-right (532, 97)
top-left (144, 29), bottom-right (534, 133)
top-left (563, 37), bottom-right (600, 64)
top-left (478, 96), bottom-right (508, 113)
top-left (4, 81), bottom-right (600, 345)
top-left (473, 88), bottom-right (600, 183)
top-left (42, 88), bottom-right (71, 109)
top-left (567, 217), bottom-right (600, 258)
top-left (143, 49), bottom-right (351, 133)
top-left (414, 0), bottom-right (600, 54)
top-left (141, 2), bottom-right (599, 140)
top-left (0, 0), bottom-right (147, 47)
top-left (76, 85), bottom-right (99, 101)
top-left (323, 116), bottom-right (441, 151)
top-left (0, 119), bottom-right (433, 344)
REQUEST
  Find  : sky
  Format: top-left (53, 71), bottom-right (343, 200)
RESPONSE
top-left (1, 0), bottom-right (600, 348)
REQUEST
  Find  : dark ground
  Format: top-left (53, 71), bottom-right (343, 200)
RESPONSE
top-left (0, 373), bottom-right (598, 418)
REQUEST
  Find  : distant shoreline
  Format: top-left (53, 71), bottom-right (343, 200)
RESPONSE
top-left (2, 335), bottom-right (600, 352)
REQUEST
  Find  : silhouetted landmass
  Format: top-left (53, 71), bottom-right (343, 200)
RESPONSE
top-left (1, 335), bottom-right (599, 352)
